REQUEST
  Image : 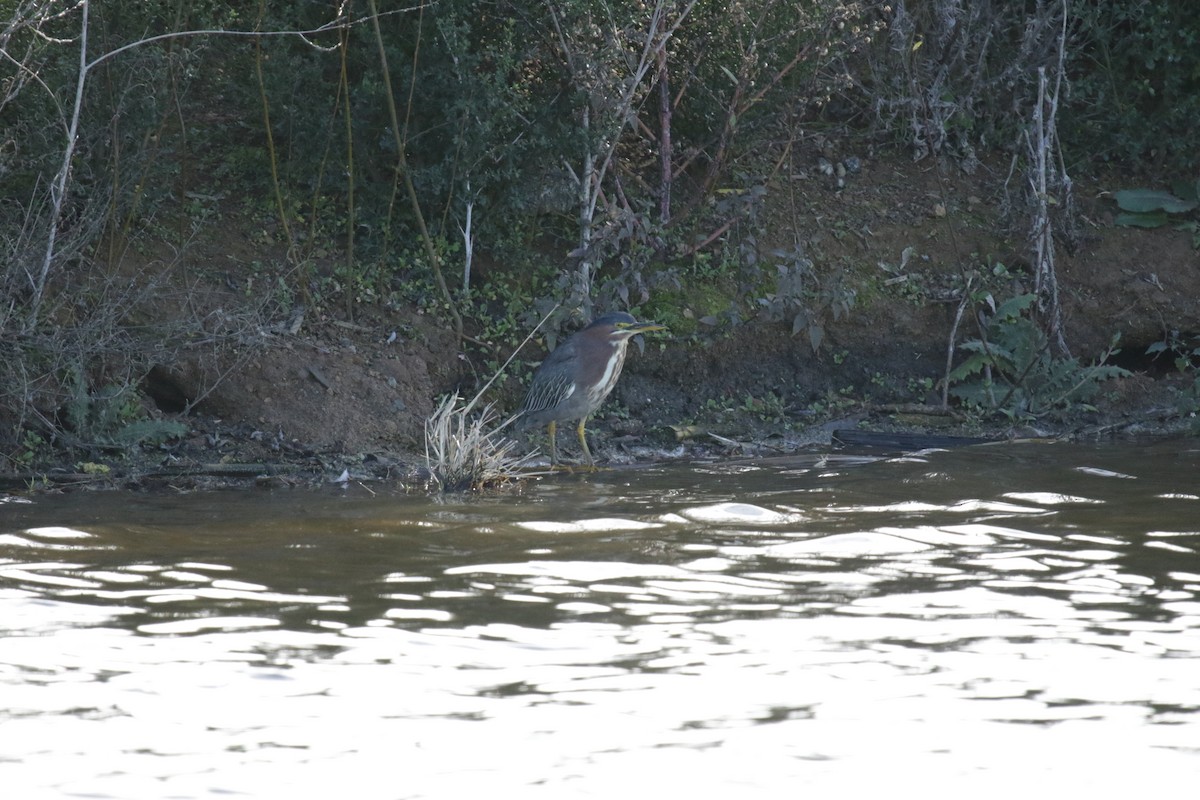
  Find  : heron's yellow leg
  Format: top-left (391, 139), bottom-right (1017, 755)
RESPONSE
top-left (547, 420), bottom-right (559, 465)
top-left (577, 417), bottom-right (594, 466)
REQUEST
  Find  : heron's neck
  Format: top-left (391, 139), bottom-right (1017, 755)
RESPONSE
top-left (591, 340), bottom-right (628, 402)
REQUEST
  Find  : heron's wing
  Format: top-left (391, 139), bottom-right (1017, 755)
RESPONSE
top-left (517, 334), bottom-right (585, 418)
top-left (519, 368), bottom-right (576, 417)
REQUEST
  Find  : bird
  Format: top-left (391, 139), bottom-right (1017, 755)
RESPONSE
top-left (517, 312), bottom-right (665, 465)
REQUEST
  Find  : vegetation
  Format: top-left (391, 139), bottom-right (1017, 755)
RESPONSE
top-left (424, 393), bottom-right (538, 491)
top-left (1148, 332), bottom-right (1200, 430)
top-left (3, 0), bottom-right (1200, 473)
top-left (946, 293), bottom-right (1130, 419)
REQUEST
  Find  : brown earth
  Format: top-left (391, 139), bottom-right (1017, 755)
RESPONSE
top-left (64, 146), bottom-right (1200, 488)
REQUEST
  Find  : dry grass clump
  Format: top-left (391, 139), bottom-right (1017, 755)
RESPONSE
top-left (424, 393), bottom-right (540, 492)
top-left (424, 306), bottom-right (557, 492)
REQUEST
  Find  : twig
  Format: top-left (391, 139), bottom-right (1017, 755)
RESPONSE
top-left (470, 303), bottom-right (560, 423)
top-left (26, 0), bottom-right (89, 330)
top-left (941, 276), bottom-right (972, 408)
top-left (82, 9), bottom-right (419, 73)
top-left (366, 0), bottom-right (463, 342)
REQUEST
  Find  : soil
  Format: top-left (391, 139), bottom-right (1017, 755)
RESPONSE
top-left (16, 146), bottom-right (1200, 491)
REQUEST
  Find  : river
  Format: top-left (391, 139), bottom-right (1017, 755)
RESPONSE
top-left (2, 438), bottom-right (1198, 797)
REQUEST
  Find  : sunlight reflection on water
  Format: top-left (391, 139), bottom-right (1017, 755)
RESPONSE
top-left (2, 439), bottom-right (1199, 797)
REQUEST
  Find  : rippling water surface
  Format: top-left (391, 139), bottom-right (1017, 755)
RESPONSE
top-left (2, 439), bottom-right (1199, 798)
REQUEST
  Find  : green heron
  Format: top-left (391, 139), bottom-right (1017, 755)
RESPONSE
top-left (518, 312), bottom-right (666, 465)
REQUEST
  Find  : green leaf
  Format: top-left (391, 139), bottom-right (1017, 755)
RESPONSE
top-left (947, 352), bottom-right (989, 382)
top-left (993, 293), bottom-right (1037, 321)
top-left (807, 322), bottom-right (824, 353)
top-left (1115, 210), bottom-right (1169, 228)
top-left (1114, 189), bottom-right (1197, 214)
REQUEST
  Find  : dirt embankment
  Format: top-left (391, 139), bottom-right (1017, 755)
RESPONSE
top-left (50, 149), bottom-right (1200, 488)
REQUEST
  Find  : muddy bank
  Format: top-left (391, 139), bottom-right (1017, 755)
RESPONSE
top-left (6, 150), bottom-right (1199, 492)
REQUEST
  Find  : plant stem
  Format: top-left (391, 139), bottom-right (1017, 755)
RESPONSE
top-left (254, 0), bottom-right (299, 274)
top-left (339, 23), bottom-right (356, 321)
top-left (366, 0), bottom-right (462, 342)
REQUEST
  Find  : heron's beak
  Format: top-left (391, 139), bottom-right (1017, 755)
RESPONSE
top-left (620, 321), bottom-right (666, 334)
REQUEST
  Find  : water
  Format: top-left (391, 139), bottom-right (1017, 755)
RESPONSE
top-left (2, 439), bottom-right (1199, 798)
